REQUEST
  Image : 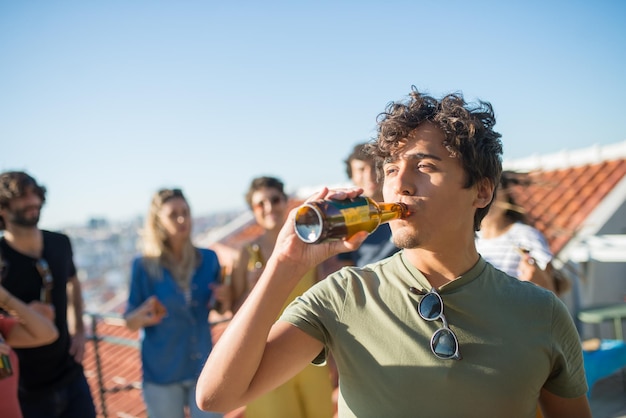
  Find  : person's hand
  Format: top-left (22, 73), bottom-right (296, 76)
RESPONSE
top-left (124, 295), bottom-right (167, 332)
top-left (517, 251), bottom-right (555, 292)
top-left (28, 301), bottom-right (55, 321)
top-left (517, 255), bottom-right (538, 282)
top-left (143, 296), bottom-right (167, 326)
top-left (272, 187), bottom-right (370, 271)
top-left (516, 246), bottom-right (538, 282)
top-left (69, 331), bottom-right (86, 363)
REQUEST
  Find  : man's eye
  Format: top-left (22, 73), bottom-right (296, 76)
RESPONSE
top-left (417, 163), bottom-right (434, 171)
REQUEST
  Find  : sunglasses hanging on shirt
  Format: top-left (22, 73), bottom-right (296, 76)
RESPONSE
top-left (409, 286), bottom-right (462, 361)
top-left (35, 258), bottom-right (54, 304)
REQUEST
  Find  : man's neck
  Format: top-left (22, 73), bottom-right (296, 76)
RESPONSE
top-left (2, 225), bottom-right (43, 258)
top-left (403, 239), bottom-right (480, 289)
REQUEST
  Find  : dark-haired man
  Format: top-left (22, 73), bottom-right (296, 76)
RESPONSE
top-left (0, 171), bottom-right (96, 418)
top-left (196, 89), bottom-right (591, 417)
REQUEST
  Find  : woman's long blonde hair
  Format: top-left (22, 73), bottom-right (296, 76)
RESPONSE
top-left (140, 188), bottom-right (199, 290)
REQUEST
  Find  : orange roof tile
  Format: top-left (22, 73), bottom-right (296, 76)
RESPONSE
top-left (83, 316), bottom-right (246, 418)
top-left (508, 158), bottom-right (626, 256)
top-left (83, 317), bottom-right (146, 418)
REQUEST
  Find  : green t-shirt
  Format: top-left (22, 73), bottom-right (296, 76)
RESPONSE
top-left (280, 252), bottom-right (587, 418)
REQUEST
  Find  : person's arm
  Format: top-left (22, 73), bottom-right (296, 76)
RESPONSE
top-left (67, 275), bottom-right (87, 362)
top-left (538, 389), bottom-right (591, 418)
top-left (196, 188), bottom-right (367, 413)
top-left (0, 285), bottom-right (58, 348)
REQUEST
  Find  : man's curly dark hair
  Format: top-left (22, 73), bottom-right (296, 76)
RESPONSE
top-left (366, 86), bottom-right (503, 231)
top-left (0, 171), bottom-right (47, 230)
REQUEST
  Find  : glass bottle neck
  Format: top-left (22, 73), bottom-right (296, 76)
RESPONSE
top-left (377, 202), bottom-right (408, 223)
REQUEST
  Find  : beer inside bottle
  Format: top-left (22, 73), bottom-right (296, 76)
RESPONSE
top-left (294, 196), bottom-right (408, 244)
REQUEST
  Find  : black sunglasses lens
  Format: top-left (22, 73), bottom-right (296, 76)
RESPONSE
top-left (432, 328), bottom-right (458, 358)
top-left (419, 293), bottom-right (442, 320)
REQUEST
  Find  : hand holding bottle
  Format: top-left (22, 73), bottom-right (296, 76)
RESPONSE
top-left (272, 188), bottom-right (371, 275)
top-left (516, 246), bottom-right (556, 292)
top-left (0, 283), bottom-right (58, 375)
top-left (126, 296), bottom-right (167, 330)
top-left (294, 192), bottom-right (408, 244)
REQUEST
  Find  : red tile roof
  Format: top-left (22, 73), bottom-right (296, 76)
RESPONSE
top-left (83, 316), bottom-right (245, 418)
top-left (506, 158), bottom-right (626, 256)
top-left (83, 316), bottom-right (146, 418)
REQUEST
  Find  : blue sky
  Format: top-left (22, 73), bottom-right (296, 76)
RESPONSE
top-left (1, 1), bottom-right (625, 229)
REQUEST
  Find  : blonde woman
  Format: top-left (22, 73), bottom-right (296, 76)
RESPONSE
top-left (124, 188), bottom-right (225, 418)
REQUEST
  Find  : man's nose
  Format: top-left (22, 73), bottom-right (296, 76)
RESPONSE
top-left (392, 166), bottom-right (416, 196)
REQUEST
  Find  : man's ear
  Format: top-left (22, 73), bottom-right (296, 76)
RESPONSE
top-left (474, 178), bottom-right (495, 209)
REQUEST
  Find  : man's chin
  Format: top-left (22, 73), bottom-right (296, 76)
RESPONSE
top-left (391, 233), bottom-right (413, 250)
top-left (13, 217), bottom-right (40, 228)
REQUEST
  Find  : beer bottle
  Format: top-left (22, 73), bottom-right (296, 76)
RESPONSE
top-left (294, 196), bottom-right (408, 244)
top-left (0, 335), bottom-right (13, 380)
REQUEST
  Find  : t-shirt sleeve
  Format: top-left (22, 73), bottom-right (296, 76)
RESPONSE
top-left (279, 270), bottom-right (348, 364)
top-left (543, 296), bottom-right (588, 397)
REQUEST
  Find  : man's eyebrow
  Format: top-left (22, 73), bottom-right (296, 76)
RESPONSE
top-left (409, 152), bottom-right (442, 161)
top-left (383, 152), bottom-right (442, 164)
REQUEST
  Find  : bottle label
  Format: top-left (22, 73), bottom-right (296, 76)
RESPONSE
top-left (340, 206), bottom-right (370, 226)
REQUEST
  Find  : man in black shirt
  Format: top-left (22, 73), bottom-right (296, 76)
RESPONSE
top-left (0, 171), bottom-right (95, 418)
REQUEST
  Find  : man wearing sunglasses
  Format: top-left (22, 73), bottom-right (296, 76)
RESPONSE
top-left (196, 88), bottom-right (591, 418)
top-left (0, 171), bottom-right (96, 418)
